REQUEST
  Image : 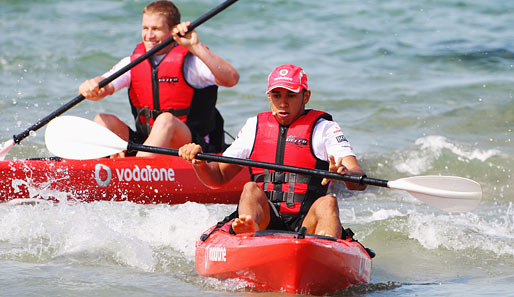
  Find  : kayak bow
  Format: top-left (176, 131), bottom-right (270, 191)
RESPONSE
top-left (196, 221), bottom-right (372, 295)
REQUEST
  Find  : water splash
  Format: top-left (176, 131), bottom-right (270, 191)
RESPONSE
top-left (0, 201), bottom-right (235, 274)
top-left (0, 139), bottom-right (15, 160)
top-left (394, 135), bottom-right (501, 175)
top-left (405, 204), bottom-right (514, 257)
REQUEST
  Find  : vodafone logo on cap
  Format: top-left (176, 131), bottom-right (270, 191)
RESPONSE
top-left (279, 69), bottom-right (288, 76)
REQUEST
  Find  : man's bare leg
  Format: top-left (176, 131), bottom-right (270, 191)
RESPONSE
top-left (137, 112), bottom-right (192, 157)
top-left (301, 194), bottom-right (342, 238)
top-left (232, 182), bottom-right (270, 234)
top-left (94, 113), bottom-right (130, 141)
top-left (93, 113), bottom-right (130, 158)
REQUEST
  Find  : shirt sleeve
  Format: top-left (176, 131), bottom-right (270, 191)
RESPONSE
top-left (222, 116), bottom-right (257, 159)
top-left (312, 119), bottom-right (356, 161)
top-left (183, 54), bottom-right (217, 89)
top-left (102, 56), bottom-right (132, 92)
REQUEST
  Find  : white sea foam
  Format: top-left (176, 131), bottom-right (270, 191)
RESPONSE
top-left (0, 200), bottom-right (235, 272)
top-left (405, 203), bottom-right (514, 257)
top-left (341, 207), bottom-right (407, 225)
top-left (394, 135), bottom-right (502, 175)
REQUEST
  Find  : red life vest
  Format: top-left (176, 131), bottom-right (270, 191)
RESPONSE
top-left (129, 43), bottom-right (193, 124)
top-left (127, 42), bottom-right (223, 152)
top-left (249, 110), bottom-right (331, 215)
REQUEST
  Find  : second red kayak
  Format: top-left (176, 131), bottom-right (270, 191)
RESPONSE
top-left (196, 220), bottom-right (373, 295)
top-left (0, 155), bottom-right (249, 204)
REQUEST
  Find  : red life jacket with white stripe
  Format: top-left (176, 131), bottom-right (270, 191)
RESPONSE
top-left (249, 110), bottom-right (331, 215)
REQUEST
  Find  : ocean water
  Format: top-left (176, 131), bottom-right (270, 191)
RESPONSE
top-left (0, 0), bottom-right (513, 296)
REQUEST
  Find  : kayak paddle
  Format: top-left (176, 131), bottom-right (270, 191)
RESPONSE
top-left (0, 0), bottom-right (239, 160)
top-left (45, 116), bottom-right (482, 212)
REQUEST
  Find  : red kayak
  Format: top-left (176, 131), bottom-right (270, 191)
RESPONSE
top-left (0, 155), bottom-right (248, 204)
top-left (196, 220), bottom-right (373, 295)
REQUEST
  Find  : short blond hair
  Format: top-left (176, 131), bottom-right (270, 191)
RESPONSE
top-left (143, 1), bottom-right (181, 28)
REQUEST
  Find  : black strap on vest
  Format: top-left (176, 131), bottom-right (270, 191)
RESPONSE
top-left (135, 106), bottom-right (190, 125)
top-left (133, 106), bottom-right (190, 141)
top-left (252, 170), bottom-right (311, 206)
top-left (253, 171), bottom-right (311, 184)
top-left (266, 191), bottom-right (305, 207)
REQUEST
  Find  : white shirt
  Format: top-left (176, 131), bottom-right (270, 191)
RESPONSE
top-left (102, 54), bottom-right (217, 92)
top-left (223, 116), bottom-right (356, 161)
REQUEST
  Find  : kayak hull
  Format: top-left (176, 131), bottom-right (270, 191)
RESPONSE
top-left (196, 223), bottom-right (372, 295)
top-left (0, 155), bottom-right (248, 204)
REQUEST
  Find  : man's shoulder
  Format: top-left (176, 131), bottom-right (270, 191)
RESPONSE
top-left (313, 118), bottom-right (345, 141)
top-left (239, 116), bottom-right (257, 133)
top-left (314, 117), bottom-right (337, 128)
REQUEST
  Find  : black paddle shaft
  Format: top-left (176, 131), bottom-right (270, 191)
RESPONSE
top-left (12, 0), bottom-right (239, 144)
top-left (129, 142), bottom-right (390, 188)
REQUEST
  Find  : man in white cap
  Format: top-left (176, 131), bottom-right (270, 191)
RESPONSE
top-left (179, 64), bottom-right (366, 238)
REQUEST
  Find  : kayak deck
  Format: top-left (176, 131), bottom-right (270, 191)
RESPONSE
top-left (196, 222), bottom-right (373, 295)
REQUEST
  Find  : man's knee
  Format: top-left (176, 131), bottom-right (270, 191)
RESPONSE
top-left (312, 195), bottom-right (339, 213)
top-left (152, 112), bottom-right (176, 129)
top-left (241, 182), bottom-right (263, 196)
top-left (240, 182), bottom-right (267, 203)
top-left (94, 113), bottom-right (111, 123)
top-left (94, 113), bottom-right (119, 128)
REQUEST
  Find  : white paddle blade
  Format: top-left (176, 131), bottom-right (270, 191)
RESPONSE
top-left (388, 175), bottom-right (482, 212)
top-left (0, 139), bottom-right (15, 160)
top-left (45, 116), bottom-right (128, 160)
